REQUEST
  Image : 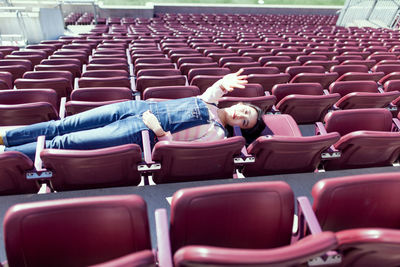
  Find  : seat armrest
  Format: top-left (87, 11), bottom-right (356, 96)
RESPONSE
top-left (315, 123), bottom-right (341, 159)
top-left (26, 135), bottom-right (53, 180)
top-left (232, 126), bottom-right (255, 164)
top-left (59, 97), bottom-right (66, 119)
top-left (295, 197), bottom-right (342, 266)
top-left (393, 118), bottom-right (400, 132)
top-left (267, 105), bottom-right (281, 114)
top-left (387, 103), bottom-right (398, 112)
top-left (137, 130), bottom-right (161, 172)
top-left (315, 122), bottom-right (327, 135)
top-left (155, 209), bottom-right (173, 267)
top-left (294, 196), bottom-right (322, 240)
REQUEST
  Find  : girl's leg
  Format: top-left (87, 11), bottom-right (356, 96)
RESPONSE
top-left (5, 115), bottom-right (154, 161)
top-left (3, 100), bottom-right (149, 147)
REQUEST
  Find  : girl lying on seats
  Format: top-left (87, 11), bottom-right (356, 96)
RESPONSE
top-left (0, 70), bottom-right (266, 160)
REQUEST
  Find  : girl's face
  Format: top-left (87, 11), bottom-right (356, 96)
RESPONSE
top-left (225, 103), bottom-right (258, 129)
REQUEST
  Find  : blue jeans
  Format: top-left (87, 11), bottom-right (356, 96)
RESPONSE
top-left (4, 97), bottom-right (210, 160)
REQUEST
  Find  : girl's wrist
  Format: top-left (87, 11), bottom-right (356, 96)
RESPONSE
top-left (154, 127), bottom-right (166, 137)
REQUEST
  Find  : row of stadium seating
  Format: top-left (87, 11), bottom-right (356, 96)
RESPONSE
top-left (2, 172), bottom-right (399, 266)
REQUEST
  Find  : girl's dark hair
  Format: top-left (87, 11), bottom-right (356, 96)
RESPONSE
top-left (225, 103), bottom-right (266, 145)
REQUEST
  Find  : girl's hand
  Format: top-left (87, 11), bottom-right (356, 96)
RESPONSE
top-left (219, 69), bottom-right (248, 92)
top-left (142, 110), bottom-right (166, 137)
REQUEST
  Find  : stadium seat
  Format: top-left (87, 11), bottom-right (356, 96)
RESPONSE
top-left (0, 59), bottom-right (33, 81)
top-left (0, 89), bottom-right (59, 125)
top-left (296, 55), bottom-right (328, 65)
top-left (303, 60), bottom-right (339, 71)
top-left (242, 114), bottom-right (339, 176)
top-left (383, 79), bottom-right (400, 92)
top-left (37, 58), bottom-right (82, 78)
top-left (285, 65), bottom-right (325, 78)
top-left (273, 83), bottom-right (340, 123)
top-left (136, 68), bottom-right (181, 78)
top-left (134, 63), bottom-right (176, 75)
top-left (151, 136), bottom-right (245, 184)
top-left (159, 181), bottom-right (337, 266)
top-left (66, 87), bottom-right (133, 115)
top-left (39, 144), bottom-right (144, 191)
top-left (187, 67), bottom-right (230, 83)
top-left (179, 62), bottom-right (219, 76)
top-left (330, 65), bottom-right (369, 77)
top-left (311, 173), bottom-right (400, 267)
top-left (82, 69), bottom-right (129, 78)
top-left (340, 59), bottom-right (376, 69)
top-left (290, 72), bottom-right (339, 89)
top-left (6, 51), bottom-right (46, 66)
top-left (247, 73), bottom-right (291, 92)
top-left (0, 151), bottom-right (39, 195)
top-left (321, 108), bottom-right (400, 170)
top-left (217, 83), bottom-right (276, 111)
top-left (4, 195), bottom-right (154, 266)
top-left (330, 81), bottom-right (400, 109)
top-left (0, 71), bottom-right (13, 89)
top-left (264, 61), bottom-right (301, 72)
top-left (241, 66), bottom-right (280, 75)
top-left (78, 70), bottom-right (131, 88)
top-left (134, 57), bottom-right (172, 65)
top-left (336, 72), bottom-right (385, 82)
top-left (136, 75), bottom-right (186, 96)
top-left (371, 64), bottom-right (400, 75)
top-left (15, 70), bottom-right (73, 102)
top-left (142, 85), bottom-right (200, 100)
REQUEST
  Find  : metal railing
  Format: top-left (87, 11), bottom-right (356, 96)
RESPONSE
top-left (337, 0), bottom-right (400, 29)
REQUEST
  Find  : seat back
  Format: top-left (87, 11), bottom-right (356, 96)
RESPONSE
top-left (151, 137), bottom-right (245, 184)
top-left (336, 72), bottom-right (385, 82)
top-left (285, 66), bottom-right (325, 78)
top-left (15, 78), bottom-right (72, 101)
top-left (136, 68), bottom-right (181, 78)
top-left (334, 91), bottom-right (400, 109)
top-left (296, 55), bottom-right (328, 64)
top-left (41, 144), bottom-right (143, 191)
top-left (324, 108), bottom-right (393, 136)
top-left (35, 64), bottom-right (81, 78)
top-left (78, 77), bottom-right (131, 89)
top-left (244, 132), bottom-right (340, 176)
top-left (0, 89), bottom-right (59, 125)
top-left (247, 73), bottom-right (291, 92)
top-left (190, 75), bottom-right (223, 94)
top-left (384, 79), bottom-right (400, 92)
top-left (272, 83), bottom-right (324, 102)
top-left (325, 130), bottom-right (400, 170)
top-left (136, 75), bottom-right (186, 94)
top-left (312, 172), bottom-right (400, 231)
top-left (23, 70), bottom-right (73, 85)
top-left (187, 67), bottom-right (230, 83)
top-left (170, 181), bottom-right (294, 253)
top-left (241, 66), bottom-right (280, 75)
top-left (70, 87), bottom-right (133, 101)
top-left (371, 64), bottom-right (400, 75)
top-left (329, 80), bottom-right (379, 97)
top-left (0, 151), bottom-right (38, 195)
top-left (82, 69), bottom-right (129, 78)
top-left (4, 195), bottom-right (151, 267)
top-left (290, 72), bottom-right (339, 89)
top-left (330, 65), bottom-right (369, 77)
top-left (143, 85), bottom-right (200, 100)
